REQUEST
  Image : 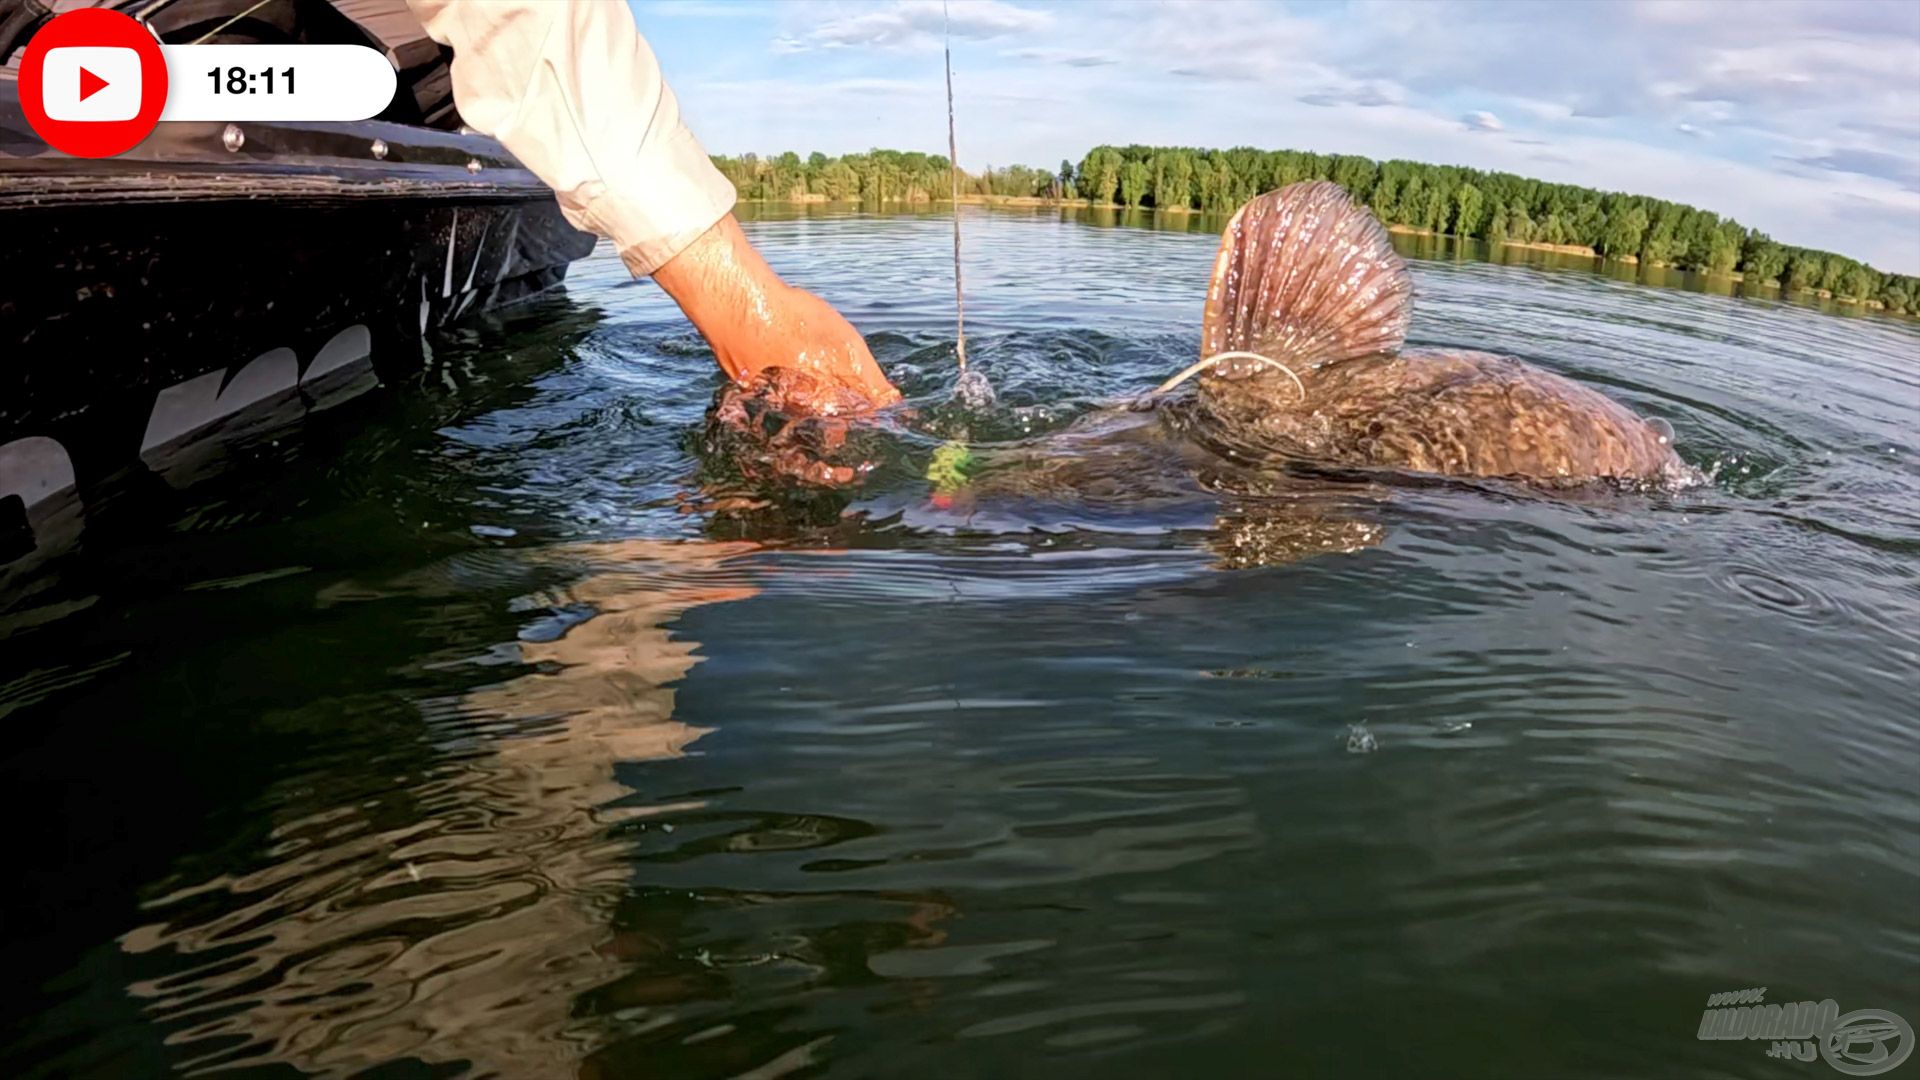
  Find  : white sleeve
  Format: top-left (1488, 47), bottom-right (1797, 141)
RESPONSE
top-left (405, 0), bottom-right (738, 274)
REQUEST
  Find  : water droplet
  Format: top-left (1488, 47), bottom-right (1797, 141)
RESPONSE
top-left (371, 138), bottom-right (388, 160)
top-left (1344, 722), bottom-right (1378, 754)
top-left (221, 124), bottom-right (245, 152)
top-left (953, 367), bottom-right (996, 409)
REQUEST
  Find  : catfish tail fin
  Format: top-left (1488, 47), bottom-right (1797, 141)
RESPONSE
top-left (1200, 181), bottom-right (1412, 368)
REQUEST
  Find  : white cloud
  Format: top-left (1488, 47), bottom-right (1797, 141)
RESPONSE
top-left (1002, 46), bottom-right (1118, 67)
top-left (637, 0), bottom-right (761, 18)
top-left (775, 0), bottom-right (1050, 54)
top-left (674, 0), bottom-right (1920, 271)
top-left (1507, 98), bottom-right (1578, 123)
top-left (1780, 148), bottom-right (1920, 190)
top-left (1299, 81), bottom-right (1403, 108)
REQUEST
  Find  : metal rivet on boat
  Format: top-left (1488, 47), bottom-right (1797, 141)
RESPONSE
top-left (466, 158), bottom-right (482, 174)
top-left (371, 138), bottom-right (388, 160)
top-left (221, 124), bottom-right (244, 152)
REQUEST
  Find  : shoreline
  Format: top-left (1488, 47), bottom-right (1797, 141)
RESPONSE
top-left (1388, 224), bottom-right (1597, 258)
top-left (733, 197), bottom-right (1904, 316)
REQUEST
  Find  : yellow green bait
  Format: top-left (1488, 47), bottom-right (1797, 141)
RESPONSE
top-left (927, 440), bottom-right (975, 495)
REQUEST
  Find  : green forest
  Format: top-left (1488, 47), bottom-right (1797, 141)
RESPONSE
top-left (708, 146), bottom-right (1919, 315)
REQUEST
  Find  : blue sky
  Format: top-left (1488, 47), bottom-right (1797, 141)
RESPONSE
top-left (631, 0), bottom-right (1920, 274)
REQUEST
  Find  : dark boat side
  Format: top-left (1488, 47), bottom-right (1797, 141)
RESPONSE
top-left (0, 67), bottom-right (594, 611)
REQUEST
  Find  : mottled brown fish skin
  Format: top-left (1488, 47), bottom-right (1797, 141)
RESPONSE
top-left (1193, 181), bottom-right (1686, 486)
top-left (1196, 348), bottom-right (1681, 483)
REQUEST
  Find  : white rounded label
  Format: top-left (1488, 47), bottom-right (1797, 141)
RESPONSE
top-left (159, 45), bottom-right (397, 122)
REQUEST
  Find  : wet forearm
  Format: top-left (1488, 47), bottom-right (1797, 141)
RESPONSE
top-left (650, 215), bottom-right (900, 405)
top-left (645, 216), bottom-right (784, 384)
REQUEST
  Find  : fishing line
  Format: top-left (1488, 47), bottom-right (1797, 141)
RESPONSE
top-left (943, 0), bottom-right (968, 373)
top-left (1145, 351), bottom-right (1307, 401)
top-left (929, 0), bottom-right (992, 504)
top-left (189, 0), bottom-right (276, 44)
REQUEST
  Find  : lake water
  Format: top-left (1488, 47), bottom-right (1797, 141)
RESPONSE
top-left (2, 205), bottom-right (1916, 1078)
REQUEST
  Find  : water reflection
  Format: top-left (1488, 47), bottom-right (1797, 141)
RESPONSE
top-left (117, 540), bottom-right (780, 1075)
top-left (107, 531), bottom-right (1290, 1075)
top-left (2, 206), bottom-right (1914, 1080)
top-left (737, 202), bottom-right (1909, 322)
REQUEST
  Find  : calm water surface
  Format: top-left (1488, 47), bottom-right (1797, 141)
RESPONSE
top-left (2, 205), bottom-right (1916, 1079)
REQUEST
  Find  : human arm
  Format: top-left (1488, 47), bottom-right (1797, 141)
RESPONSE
top-left (651, 215), bottom-right (899, 408)
top-left (403, 0), bottom-right (898, 407)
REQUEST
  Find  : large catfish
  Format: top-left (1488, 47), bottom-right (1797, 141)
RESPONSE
top-left (705, 181), bottom-right (1697, 561)
top-left (1174, 180), bottom-right (1689, 485)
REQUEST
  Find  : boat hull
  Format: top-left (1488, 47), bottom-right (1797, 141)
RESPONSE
top-left (1, 84), bottom-right (596, 605)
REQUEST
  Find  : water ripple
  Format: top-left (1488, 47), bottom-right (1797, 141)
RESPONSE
top-left (2, 207), bottom-right (1915, 1080)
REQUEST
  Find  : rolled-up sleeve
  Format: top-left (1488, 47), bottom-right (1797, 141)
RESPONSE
top-left (406, 0), bottom-right (737, 274)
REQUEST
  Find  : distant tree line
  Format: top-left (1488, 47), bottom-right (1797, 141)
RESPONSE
top-left (711, 149), bottom-right (1069, 204)
top-left (709, 146), bottom-right (1918, 314)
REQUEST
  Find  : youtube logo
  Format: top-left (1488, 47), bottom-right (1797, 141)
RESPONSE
top-left (42, 47), bottom-right (143, 123)
top-left (18, 9), bottom-right (168, 158)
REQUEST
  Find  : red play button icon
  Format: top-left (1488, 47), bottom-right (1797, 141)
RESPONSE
top-left (78, 67), bottom-right (110, 103)
top-left (17, 9), bottom-right (169, 158)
